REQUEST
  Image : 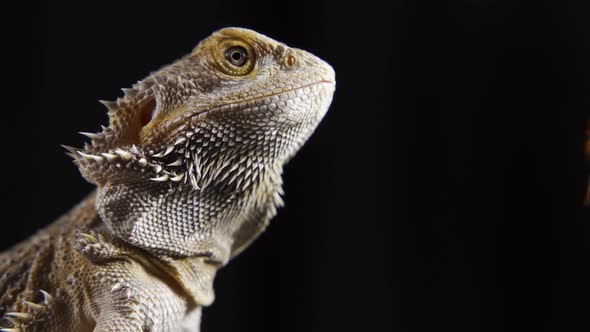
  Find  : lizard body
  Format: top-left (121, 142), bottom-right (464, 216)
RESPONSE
top-left (0, 27), bottom-right (335, 331)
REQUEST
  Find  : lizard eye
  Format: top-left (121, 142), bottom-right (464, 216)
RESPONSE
top-left (215, 40), bottom-right (256, 76)
top-left (225, 46), bottom-right (248, 67)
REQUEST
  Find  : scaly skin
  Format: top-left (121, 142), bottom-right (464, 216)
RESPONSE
top-left (0, 27), bottom-right (335, 331)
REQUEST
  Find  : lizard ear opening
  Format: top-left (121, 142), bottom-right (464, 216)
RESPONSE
top-left (139, 96), bottom-right (157, 127)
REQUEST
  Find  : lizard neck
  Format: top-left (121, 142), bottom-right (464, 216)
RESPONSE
top-left (79, 173), bottom-right (284, 310)
top-left (94, 164), bottom-right (284, 260)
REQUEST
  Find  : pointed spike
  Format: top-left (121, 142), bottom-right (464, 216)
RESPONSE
top-left (187, 81), bottom-right (197, 89)
top-left (130, 145), bottom-right (140, 154)
top-left (122, 88), bottom-right (138, 97)
top-left (111, 282), bottom-right (123, 293)
top-left (39, 290), bottom-right (54, 304)
top-left (274, 191), bottom-right (285, 207)
top-left (152, 146), bottom-right (174, 158)
top-left (115, 149), bottom-right (132, 161)
top-left (241, 179), bottom-right (251, 192)
top-left (228, 171), bottom-right (242, 185)
top-left (174, 136), bottom-right (187, 146)
top-left (193, 153), bottom-right (202, 176)
top-left (228, 163), bottom-right (240, 173)
top-left (98, 100), bottom-right (117, 111)
top-left (77, 151), bottom-right (104, 162)
top-left (79, 132), bottom-right (104, 140)
top-left (235, 176), bottom-right (243, 189)
top-left (163, 145), bottom-right (174, 156)
top-left (4, 316), bottom-right (20, 326)
top-left (79, 232), bottom-right (97, 242)
top-left (219, 168), bottom-right (233, 183)
top-left (150, 174), bottom-right (169, 182)
top-left (61, 145), bottom-right (78, 155)
top-left (23, 301), bottom-right (44, 311)
top-left (220, 157), bottom-right (233, 170)
top-left (212, 164), bottom-right (225, 180)
top-left (152, 164), bottom-right (163, 173)
top-left (138, 81), bottom-right (150, 90)
top-left (101, 153), bottom-right (118, 162)
top-left (237, 165), bottom-right (247, 175)
top-left (200, 176), bottom-right (210, 190)
top-left (189, 173), bottom-right (201, 190)
top-left (170, 173), bottom-right (185, 182)
top-left (5, 312), bottom-right (32, 321)
top-left (187, 161), bottom-right (194, 175)
top-left (151, 145), bottom-right (174, 158)
top-left (167, 159), bottom-right (183, 167)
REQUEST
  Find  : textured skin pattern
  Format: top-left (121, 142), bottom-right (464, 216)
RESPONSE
top-left (0, 28), bottom-right (335, 331)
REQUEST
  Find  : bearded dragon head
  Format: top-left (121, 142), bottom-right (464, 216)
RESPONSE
top-left (69, 27), bottom-right (335, 261)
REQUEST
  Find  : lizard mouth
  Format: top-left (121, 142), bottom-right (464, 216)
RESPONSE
top-left (157, 79), bottom-right (335, 139)
top-left (139, 79), bottom-right (334, 146)
top-left (185, 79), bottom-right (334, 120)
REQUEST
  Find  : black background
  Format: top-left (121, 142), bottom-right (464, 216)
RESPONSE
top-left (2, 1), bottom-right (589, 331)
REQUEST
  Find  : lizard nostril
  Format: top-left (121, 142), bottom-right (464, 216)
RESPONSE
top-left (139, 97), bottom-right (157, 127)
top-left (285, 54), bottom-right (297, 68)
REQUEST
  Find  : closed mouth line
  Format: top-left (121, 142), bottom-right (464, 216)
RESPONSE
top-left (189, 79), bottom-right (333, 119)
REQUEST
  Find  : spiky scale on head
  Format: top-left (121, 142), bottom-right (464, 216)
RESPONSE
top-left (70, 27), bottom-right (335, 259)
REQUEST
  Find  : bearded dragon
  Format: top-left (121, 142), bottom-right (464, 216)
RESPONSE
top-left (0, 27), bottom-right (335, 331)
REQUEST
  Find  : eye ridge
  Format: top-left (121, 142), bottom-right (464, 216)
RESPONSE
top-left (225, 46), bottom-right (248, 67)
